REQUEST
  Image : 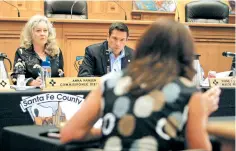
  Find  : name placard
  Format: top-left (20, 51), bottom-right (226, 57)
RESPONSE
top-left (0, 79), bottom-right (11, 90)
top-left (209, 78), bottom-right (236, 88)
top-left (44, 77), bottom-right (100, 90)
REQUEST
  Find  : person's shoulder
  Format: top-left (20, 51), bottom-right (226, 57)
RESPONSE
top-left (58, 48), bottom-right (63, 54)
top-left (86, 41), bottom-right (107, 56)
top-left (125, 45), bottom-right (134, 52)
top-left (16, 47), bottom-right (27, 54)
top-left (87, 41), bottom-right (105, 50)
top-left (16, 47), bottom-right (26, 51)
top-left (124, 46), bottom-right (134, 57)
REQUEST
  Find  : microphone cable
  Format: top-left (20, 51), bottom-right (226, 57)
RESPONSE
top-left (113, 0), bottom-right (127, 20)
top-left (2, 0), bottom-right (20, 17)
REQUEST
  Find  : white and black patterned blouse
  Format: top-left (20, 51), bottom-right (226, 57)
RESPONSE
top-left (99, 71), bottom-right (198, 151)
top-left (11, 45), bottom-right (64, 85)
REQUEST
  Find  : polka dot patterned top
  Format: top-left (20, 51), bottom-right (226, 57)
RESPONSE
top-left (100, 71), bottom-right (198, 151)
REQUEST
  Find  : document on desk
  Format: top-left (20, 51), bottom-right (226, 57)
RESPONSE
top-left (201, 71), bottom-right (232, 87)
top-left (60, 101), bottom-right (103, 128)
top-left (60, 101), bottom-right (83, 120)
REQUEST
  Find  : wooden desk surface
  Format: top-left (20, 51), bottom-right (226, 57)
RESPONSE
top-left (207, 120), bottom-right (235, 140)
top-left (0, 17), bottom-right (235, 27)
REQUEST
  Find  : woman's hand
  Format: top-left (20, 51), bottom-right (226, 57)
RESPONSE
top-left (28, 77), bottom-right (42, 87)
top-left (202, 86), bottom-right (221, 116)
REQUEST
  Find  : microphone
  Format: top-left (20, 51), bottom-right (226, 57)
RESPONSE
top-left (105, 49), bottom-right (111, 73)
top-left (113, 0), bottom-right (127, 20)
top-left (2, 0), bottom-right (20, 17)
top-left (173, 0), bottom-right (180, 22)
top-left (71, 1), bottom-right (78, 19)
top-left (222, 52), bottom-right (236, 58)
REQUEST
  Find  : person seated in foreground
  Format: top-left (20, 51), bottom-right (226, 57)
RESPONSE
top-left (60, 19), bottom-right (221, 151)
top-left (11, 15), bottom-right (64, 86)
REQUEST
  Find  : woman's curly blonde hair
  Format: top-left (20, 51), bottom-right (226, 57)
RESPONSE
top-left (20, 15), bottom-right (59, 57)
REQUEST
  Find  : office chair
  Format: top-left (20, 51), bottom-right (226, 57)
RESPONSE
top-left (185, 1), bottom-right (229, 23)
top-left (44, 0), bottom-right (88, 19)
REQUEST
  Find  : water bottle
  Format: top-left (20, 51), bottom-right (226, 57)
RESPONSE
top-left (17, 74), bottom-right (25, 87)
top-left (15, 59), bottom-right (26, 87)
top-left (193, 54), bottom-right (203, 87)
top-left (41, 57), bottom-right (51, 88)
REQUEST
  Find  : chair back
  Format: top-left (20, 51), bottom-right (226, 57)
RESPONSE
top-left (44, 0), bottom-right (88, 19)
top-left (185, 1), bottom-right (229, 23)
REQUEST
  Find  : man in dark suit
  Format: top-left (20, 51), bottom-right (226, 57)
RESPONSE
top-left (78, 22), bottom-right (133, 77)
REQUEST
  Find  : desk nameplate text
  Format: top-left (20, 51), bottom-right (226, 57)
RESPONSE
top-left (209, 78), bottom-right (236, 88)
top-left (0, 79), bottom-right (10, 90)
top-left (45, 77), bottom-right (100, 90)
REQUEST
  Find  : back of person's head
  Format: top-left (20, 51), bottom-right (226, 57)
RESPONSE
top-left (127, 19), bottom-right (195, 95)
top-left (109, 22), bottom-right (129, 38)
top-left (20, 15), bottom-right (58, 56)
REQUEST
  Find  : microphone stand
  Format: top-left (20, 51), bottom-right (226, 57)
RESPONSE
top-left (71, 1), bottom-right (78, 19)
top-left (113, 0), bottom-right (127, 20)
top-left (173, 0), bottom-right (179, 22)
top-left (2, 0), bottom-right (20, 17)
top-left (230, 57), bottom-right (236, 76)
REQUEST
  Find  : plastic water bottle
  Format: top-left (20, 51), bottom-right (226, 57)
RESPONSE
top-left (193, 54), bottom-right (204, 87)
top-left (41, 57), bottom-right (51, 88)
top-left (17, 74), bottom-right (25, 87)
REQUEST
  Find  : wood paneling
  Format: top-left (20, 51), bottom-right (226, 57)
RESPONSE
top-left (87, 1), bottom-right (133, 20)
top-left (188, 23), bottom-right (235, 74)
top-left (131, 10), bottom-right (175, 21)
top-left (229, 15), bottom-right (235, 24)
top-left (1, 0), bottom-right (234, 24)
top-left (0, 1), bottom-right (44, 18)
top-left (207, 120), bottom-right (235, 151)
top-left (131, 10), bottom-right (235, 24)
top-left (0, 18), bottom-right (235, 77)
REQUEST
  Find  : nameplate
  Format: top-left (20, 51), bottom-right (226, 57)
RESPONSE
top-left (0, 79), bottom-right (10, 90)
top-left (45, 77), bottom-right (100, 90)
top-left (209, 78), bottom-right (236, 87)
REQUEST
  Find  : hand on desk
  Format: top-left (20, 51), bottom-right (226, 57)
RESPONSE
top-left (28, 77), bottom-right (42, 87)
top-left (202, 86), bottom-right (221, 116)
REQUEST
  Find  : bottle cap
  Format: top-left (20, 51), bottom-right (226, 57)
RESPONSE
top-left (41, 57), bottom-right (51, 67)
top-left (41, 61), bottom-right (50, 67)
top-left (208, 71), bottom-right (216, 78)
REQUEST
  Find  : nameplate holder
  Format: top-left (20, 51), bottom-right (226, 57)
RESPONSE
top-left (0, 79), bottom-right (10, 90)
top-left (209, 78), bottom-right (236, 88)
top-left (44, 77), bottom-right (100, 90)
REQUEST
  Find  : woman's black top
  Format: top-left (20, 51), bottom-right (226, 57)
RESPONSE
top-left (99, 71), bottom-right (198, 150)
top-left (11, 45), bottom-right (64, 85)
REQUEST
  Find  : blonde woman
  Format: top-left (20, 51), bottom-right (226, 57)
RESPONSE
top-left (11, 15), bottom-right (64, 86)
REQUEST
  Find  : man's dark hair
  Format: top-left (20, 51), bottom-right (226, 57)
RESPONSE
top-left (109, 22), bottom-right (129, 37)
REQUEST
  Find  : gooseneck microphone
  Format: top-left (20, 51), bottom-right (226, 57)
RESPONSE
top-left (2, 0), bottom-right (20, 17)
top-left (173, 0), bottom-right (180, 22)
top-left (222, 51), bottom-right (236, 58)
top-left (71, 1), bottom-right (78, 19)
top-left (113, 0), bottom-right (127, 20)
top-left (222, 52), bottom-right (235, 72)
top-left (106, 49), bottom-right (111, 73)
